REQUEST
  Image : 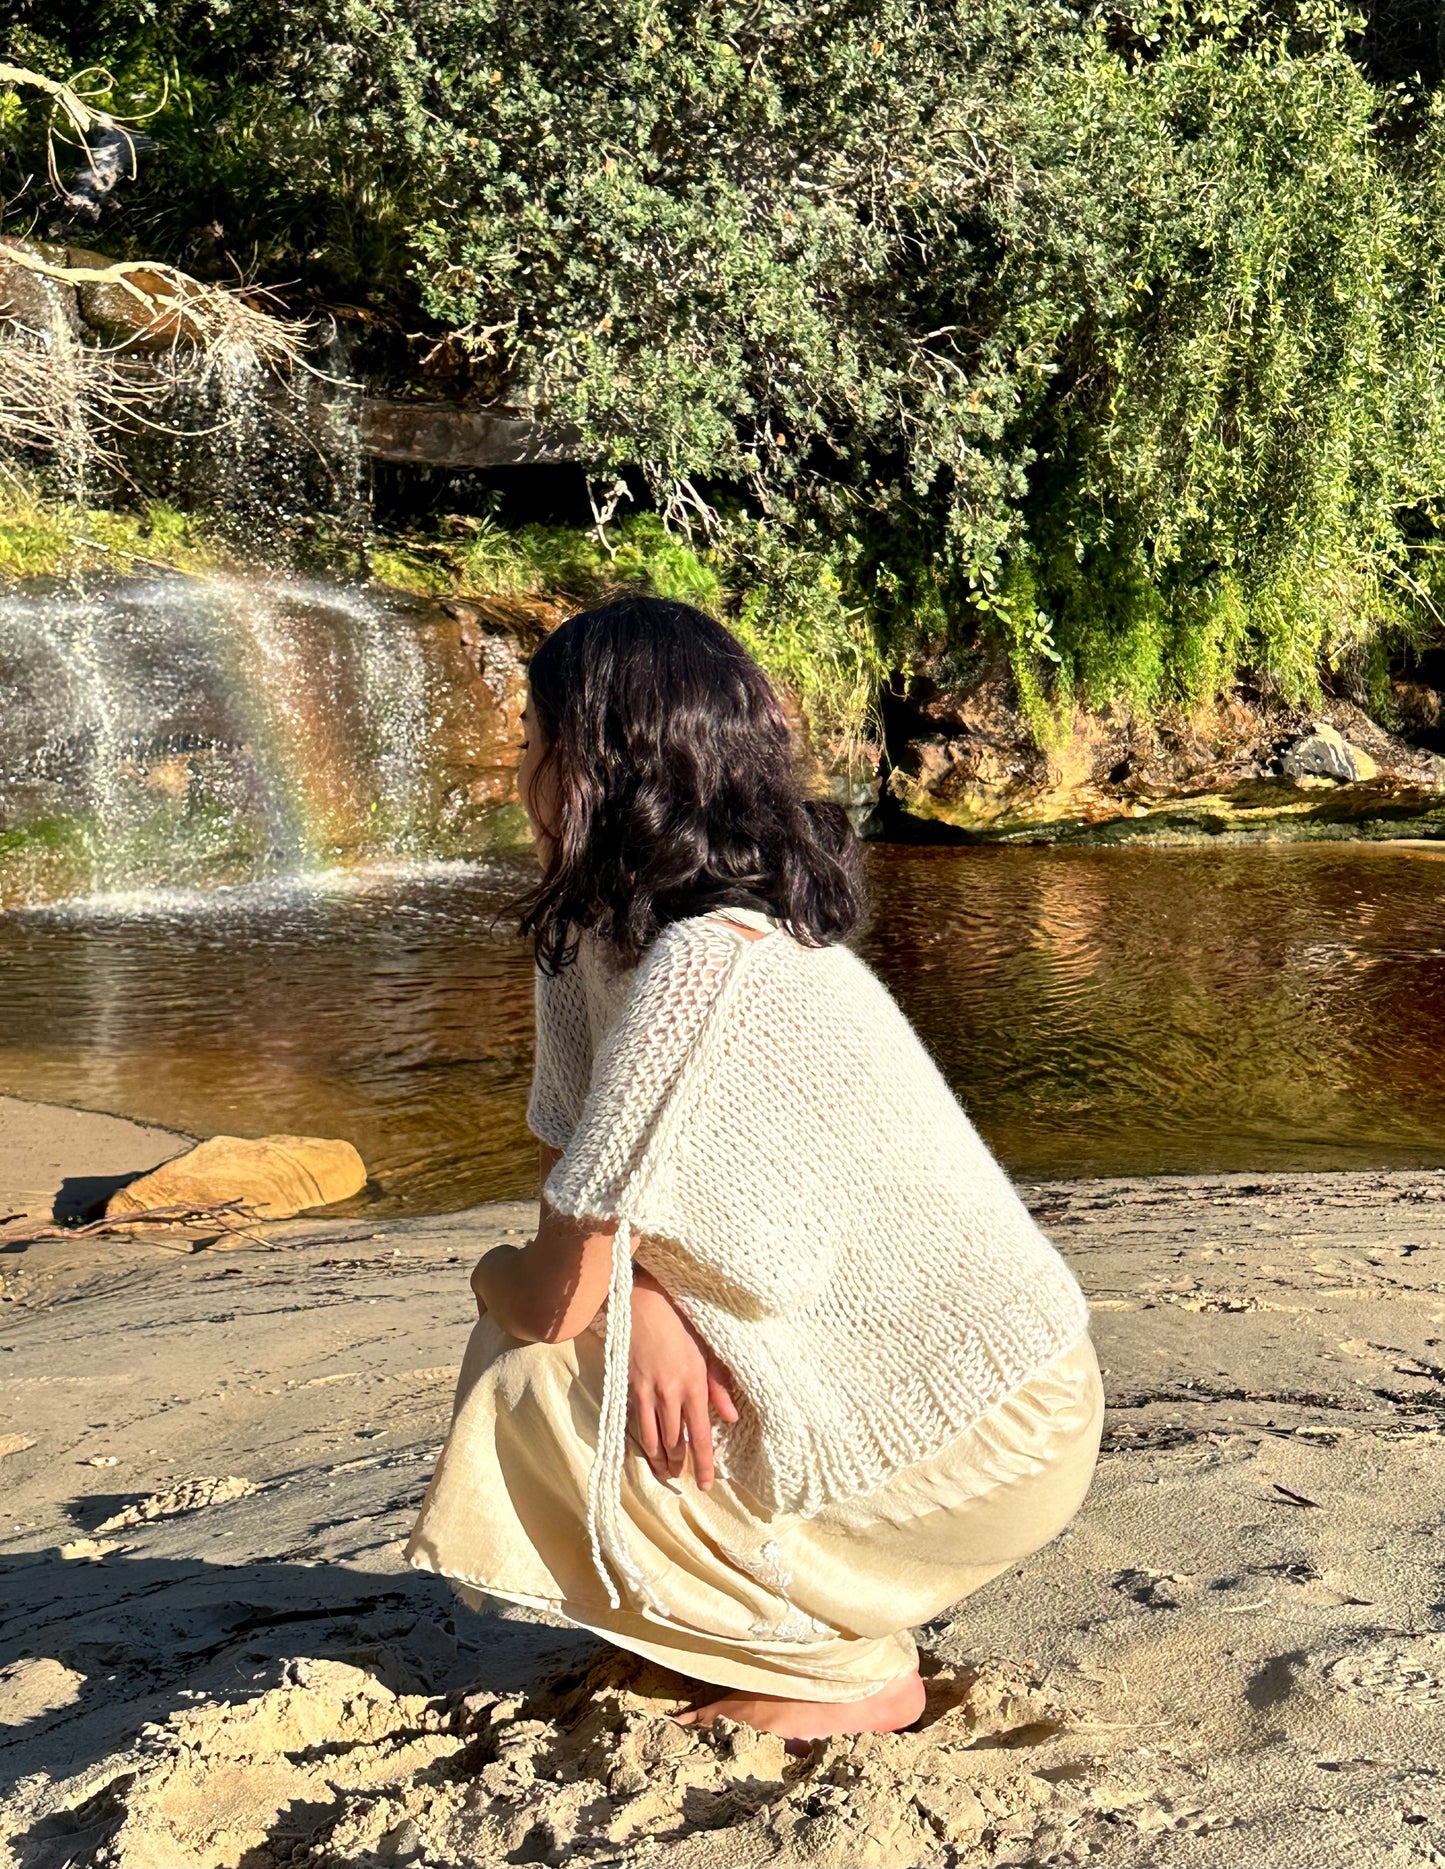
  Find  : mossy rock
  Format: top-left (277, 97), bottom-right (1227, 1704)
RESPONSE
top-left (0, 236), bottom-right (84, 340)
top-left (68, 245), bottom-right (209, 351)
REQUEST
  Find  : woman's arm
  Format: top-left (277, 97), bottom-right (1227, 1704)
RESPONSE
top-left (471, 1138), bottom-right (737, 1482)
top-left (628, 1266), bottom-right (738, 1488)
top-left (466, 1140), bottom-right (597, 1340)
top-left (470, 1188), bottom-right (616, 1343)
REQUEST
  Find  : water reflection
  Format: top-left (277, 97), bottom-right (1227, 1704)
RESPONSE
top-left (0, 842), bottom-right (1443, 1214)
top-left (866, 842), bottom-right (1445, 1176)
top-left (0, 862), bottom-right (538, 1215)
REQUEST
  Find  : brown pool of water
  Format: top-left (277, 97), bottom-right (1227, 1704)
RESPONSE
top-left (0, 841), bottom-right (1442, 1217)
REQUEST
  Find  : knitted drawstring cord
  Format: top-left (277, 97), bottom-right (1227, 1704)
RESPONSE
top-left (585, 1214), bottom-right (658, 1609)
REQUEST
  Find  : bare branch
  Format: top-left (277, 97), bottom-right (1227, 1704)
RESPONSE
top-left (0, 1198), bottom-right (273, 1251)
top-left (0, 62), bottom-right (95, 137)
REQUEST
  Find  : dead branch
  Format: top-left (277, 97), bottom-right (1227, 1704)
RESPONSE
top-left (0, 62), bottom-right (95, 138)
top-left (0, 244), bottom-right (311, 373)
top-left (0, 328), bottom-right (147, 470)
top-left (0, 1198), bottom-right (274, 1250)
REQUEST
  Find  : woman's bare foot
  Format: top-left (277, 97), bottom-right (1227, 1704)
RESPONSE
top-left (674, 1668), bottom-right (926, 1749)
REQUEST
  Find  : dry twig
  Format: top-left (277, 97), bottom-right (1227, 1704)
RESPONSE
top-left (1272, 1482), bottom-right (1323, 1509)
top-left (0, 1198), bottom-right (273, 1252)
top-left (0, 62), bottom-right (96, 138)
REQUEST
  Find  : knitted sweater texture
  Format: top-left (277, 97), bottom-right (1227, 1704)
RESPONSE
top-left (527, 906), bottom-right (1090, 1606)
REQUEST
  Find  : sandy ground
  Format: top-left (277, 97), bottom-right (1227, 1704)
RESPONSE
top-left (0, 1095), bottom-right (190, 1230)
top-left (2, 1106), bottom-right (1445, 1866)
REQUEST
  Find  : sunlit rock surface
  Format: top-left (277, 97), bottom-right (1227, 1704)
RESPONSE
top-left (883, 652), bottom-right (1445, 845)
top-left (105, 1134), bottom-right (368, 1225)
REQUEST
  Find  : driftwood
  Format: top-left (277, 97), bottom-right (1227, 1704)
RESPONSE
top-left (0, 1198), bottom-right (272, 1254)
top-left (0, 241), bottom-right (309, 370)
top-left (0, 62), bottom-right (97, 138)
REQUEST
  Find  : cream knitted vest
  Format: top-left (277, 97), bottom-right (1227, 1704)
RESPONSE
top-left (528, 906), bottom-right (1090, 1608)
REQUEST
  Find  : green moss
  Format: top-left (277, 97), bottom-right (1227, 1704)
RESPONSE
top-left (985, 533), bottom-right (1445, 749)
top-left (0, 483), bottom-right (228, 581)
top-left (985, 558), bottom-right (1074, 754)
top-left (0, 508), bottom-right (74, 579)
top-left (0, 814), bottom-right (94, 908)
top-left (386, 512), bottom-right (724, 609)
top-left (365, 510), bottom-right (882, 760)
top-left (467, 799), bottom-right (533, 850)
top-left (726, 521), bottom-right (885, 769)
top-left (0, 815), bottom-right (88, 858)
top-left (365, 545), bottom-right (456, 597)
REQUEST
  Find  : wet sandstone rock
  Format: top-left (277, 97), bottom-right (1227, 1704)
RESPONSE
top-left (66, 244), bottom-right (210, 351)
top-left (0, 236), bottom-right (86, 342)
top-left (104, 1134), bottom-right (367, 1222)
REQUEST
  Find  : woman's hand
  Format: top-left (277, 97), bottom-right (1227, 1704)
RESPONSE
top-left (627, 1267), bottom-right (739, 1490)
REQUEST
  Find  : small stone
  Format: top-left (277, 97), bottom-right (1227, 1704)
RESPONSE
top-left (379, 1816), bottom-right (424, 1858)
top-left (1279, 723), bottom-right (1377, 783)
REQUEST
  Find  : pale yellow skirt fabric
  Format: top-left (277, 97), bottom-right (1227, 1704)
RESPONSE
top-left (406, 1319), bottom-right (1103, 1702)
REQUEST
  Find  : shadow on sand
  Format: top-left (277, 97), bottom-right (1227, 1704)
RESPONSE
top-left (0, 1546), bottom-right (598, 1863)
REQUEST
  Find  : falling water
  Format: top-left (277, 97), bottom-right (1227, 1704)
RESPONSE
top-left (341, 584), bottom-right (433, 855)
top-left (0, 574), bottom-right (516, 907)
top-left (0, 257), bottom-right (518, 910)
top-left (31, 588), bottom-right (132, 889)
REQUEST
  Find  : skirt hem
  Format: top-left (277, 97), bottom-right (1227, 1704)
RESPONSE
top-left (406, 1544), bottom-right (919, 1703)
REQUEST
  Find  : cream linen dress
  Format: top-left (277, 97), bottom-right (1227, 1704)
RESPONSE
top-left (405, 909), bottom-right (1104, 1701)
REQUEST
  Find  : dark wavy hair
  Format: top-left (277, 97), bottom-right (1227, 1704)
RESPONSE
top-left (515, 595), bottom-right (868, 972)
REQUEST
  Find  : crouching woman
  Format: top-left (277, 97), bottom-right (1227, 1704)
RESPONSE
top-left (406, 595), bottom-right (1102, 1743)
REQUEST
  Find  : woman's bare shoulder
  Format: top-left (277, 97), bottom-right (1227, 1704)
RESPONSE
top-left (712, 917), bottom-right (770, 943)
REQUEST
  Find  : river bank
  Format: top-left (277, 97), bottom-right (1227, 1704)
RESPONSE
top-left (0, 1096), bottom-right (190, 1244)
top-left (2, 1098), bottom-right (1444, 1867)
top-left (8, 517), bottom-right (1445, 920)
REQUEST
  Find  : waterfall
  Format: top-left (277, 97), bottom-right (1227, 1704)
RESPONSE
top-left (0, 246), bottom-right (525, 910)
top-left (340, 584), bottom-right (433, 855)
top-left (0, 574), bottom-right (516, 908)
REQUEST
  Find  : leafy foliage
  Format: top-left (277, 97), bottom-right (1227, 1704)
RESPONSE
top-left (9, 0), bottom-right (1445, 747)
top-left (371, 507), bottom-right (886, 757)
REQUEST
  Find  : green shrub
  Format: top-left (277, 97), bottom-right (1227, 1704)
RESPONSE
top-left (12, 1), bottom-right (1445, 745)
top-left (0, 482), bottom-right (224, 579)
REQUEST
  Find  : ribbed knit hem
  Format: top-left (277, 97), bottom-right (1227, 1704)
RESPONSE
top-left (712, 1311), bottom-right (1094, 1523)
top-left (537, 1181), bottom-right (1091, 1526)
